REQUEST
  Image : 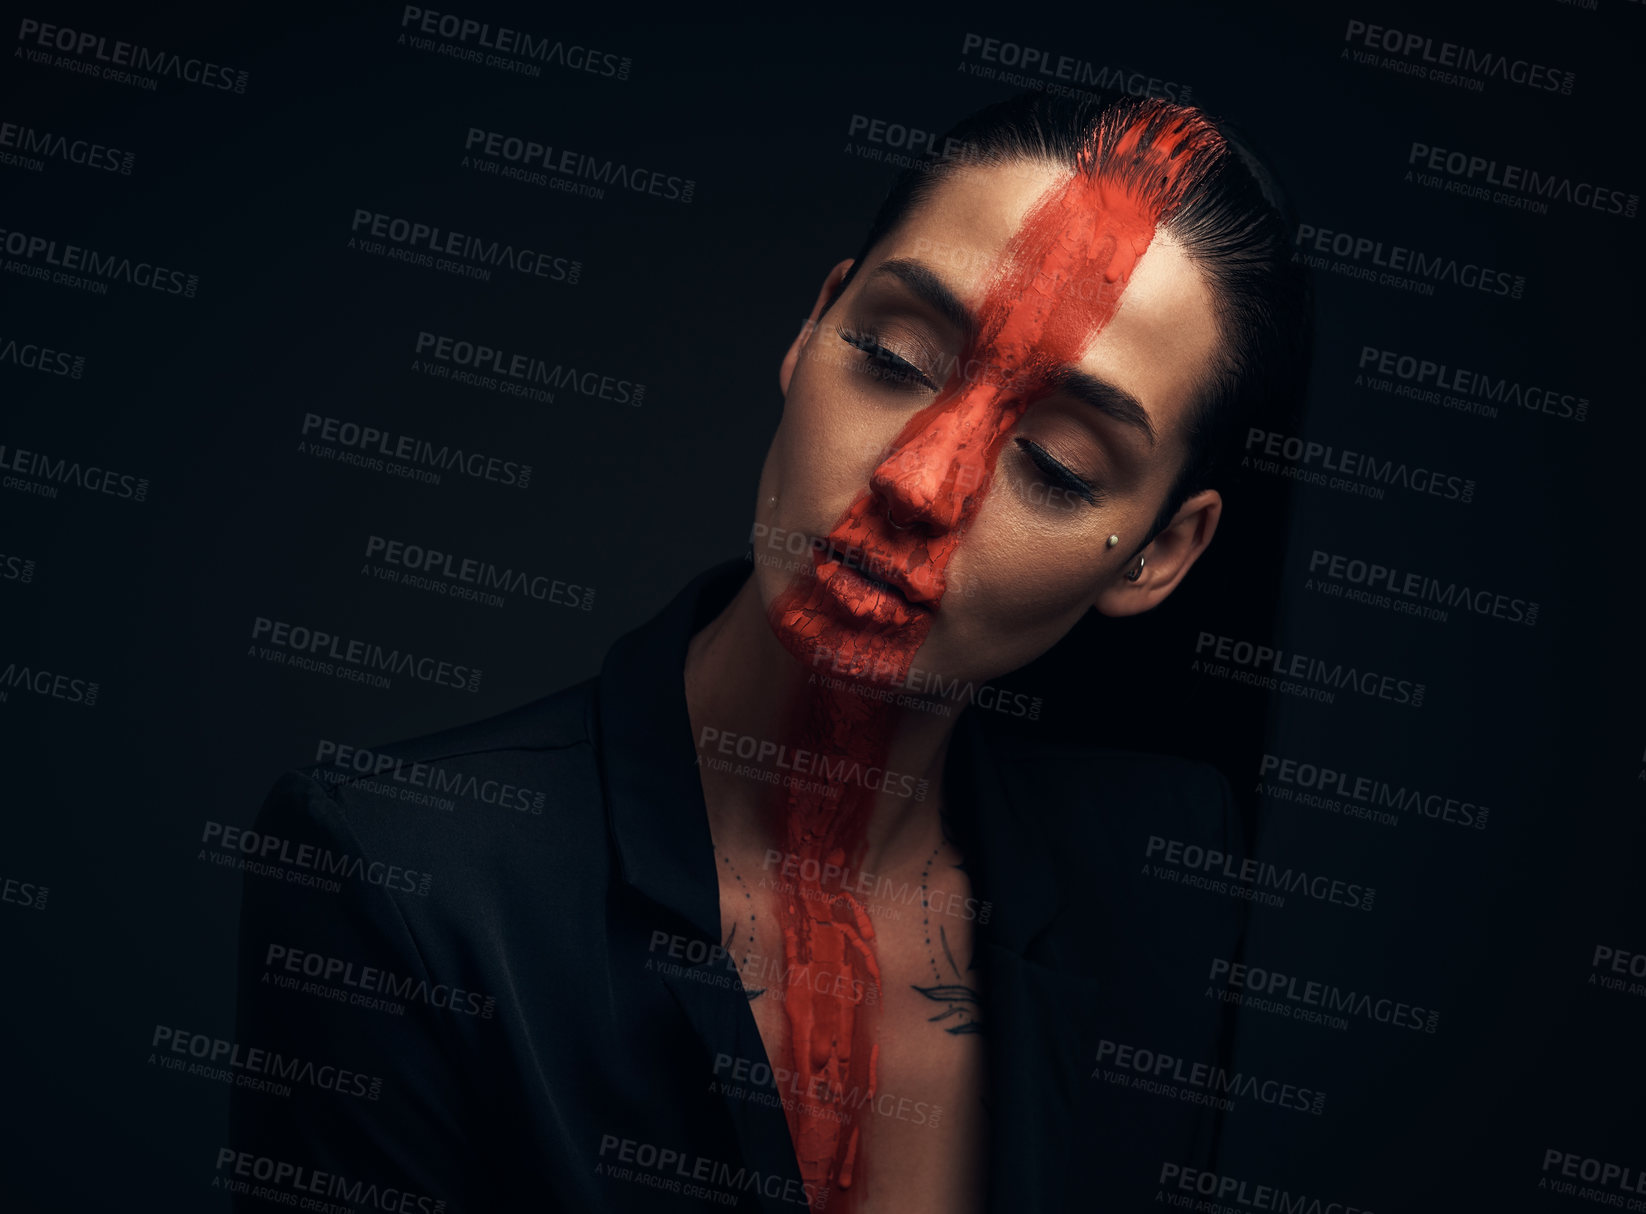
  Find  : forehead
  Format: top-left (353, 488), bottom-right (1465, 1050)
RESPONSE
top-left (865, 160), bottom-right (1222, 438)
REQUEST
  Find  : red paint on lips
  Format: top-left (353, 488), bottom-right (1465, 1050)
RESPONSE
top-left (809, 541), bottom-right (935, 633)
top-left (758, 102), bottom-right (1225, 1210)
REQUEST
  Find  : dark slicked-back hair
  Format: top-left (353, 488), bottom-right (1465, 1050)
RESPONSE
top-left (823, 90), bottom-right (1313, 548)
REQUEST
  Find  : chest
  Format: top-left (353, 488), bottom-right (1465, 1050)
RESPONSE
top-left (717, 852), bottom-right (991, 1212)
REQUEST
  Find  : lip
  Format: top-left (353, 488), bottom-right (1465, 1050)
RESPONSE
top-left (810, 540), bottom-right (936, 628)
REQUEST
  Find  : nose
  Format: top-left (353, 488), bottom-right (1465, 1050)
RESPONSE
top-left (869, 384), bottom-right (1014, 534)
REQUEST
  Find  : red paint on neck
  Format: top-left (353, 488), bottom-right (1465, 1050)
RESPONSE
top-left (764, 104), bottom-right (1222, 1211)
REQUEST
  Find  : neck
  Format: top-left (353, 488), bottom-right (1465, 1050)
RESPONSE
top-left (684, 575), bottom-right (961, 876)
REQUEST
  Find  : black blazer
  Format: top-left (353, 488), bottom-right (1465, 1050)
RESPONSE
top-left (227, 561), bottom-right (1247, 1213)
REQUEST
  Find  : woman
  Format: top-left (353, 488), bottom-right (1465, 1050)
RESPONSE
top-left (229, 91), bottom-right (1311, 1214)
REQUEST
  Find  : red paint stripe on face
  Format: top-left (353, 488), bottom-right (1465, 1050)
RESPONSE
top-left (801, 105), bottom-right (1222, 656)
top-left (764, 103), bottom-right (1223, 1210)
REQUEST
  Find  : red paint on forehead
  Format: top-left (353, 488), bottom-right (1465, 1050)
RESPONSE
top-left (864, 105), bottom-right (1222, 548)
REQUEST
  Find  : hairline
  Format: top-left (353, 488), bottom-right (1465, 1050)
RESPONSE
top-left (818, 152), bottom-right (1238, 552)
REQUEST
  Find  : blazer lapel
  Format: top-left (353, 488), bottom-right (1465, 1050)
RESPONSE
top-left (597, 565), bottom-right (814, 1209)
top-left (947, 712), bottom-right (1099, 1214)
top-left (660, 967), bottom-right (811, 1213)
top-left (979, 944), bottom-right (1105, 1213)
top-left (955, 719), bottom-right (1241, 1211)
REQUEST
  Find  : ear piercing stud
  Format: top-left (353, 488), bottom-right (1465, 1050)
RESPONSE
top-left (1109, 533), bottom-right (1143, 580)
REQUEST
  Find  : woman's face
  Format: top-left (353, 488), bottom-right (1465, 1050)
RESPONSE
top-left (753, 159), bottom-right (1226, 691)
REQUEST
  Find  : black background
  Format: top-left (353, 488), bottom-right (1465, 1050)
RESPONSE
top-left (2, 3), bottom-right (1642, 1210)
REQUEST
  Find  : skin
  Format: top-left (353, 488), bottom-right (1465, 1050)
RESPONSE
top-left (688, 157), bottom-right (1226, 874)
top-left (682, 154), bottom-right (1229, 1213)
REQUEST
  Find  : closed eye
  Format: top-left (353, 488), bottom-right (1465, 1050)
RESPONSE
top-left (1015, 437), bottom-right (1101, 507)
top-left (837, 328), bottom-right (938, 391)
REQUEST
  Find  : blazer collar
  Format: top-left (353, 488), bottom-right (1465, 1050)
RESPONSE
top-left (595, 559), bottom-right (749, 943)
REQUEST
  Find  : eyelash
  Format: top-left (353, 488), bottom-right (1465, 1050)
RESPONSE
top-left (837, 328), bottom-right (937, 391)
top-left (837, 327), bottom-right (1102, 509)
top-left (1015, 437), bottom-right (1103, 507)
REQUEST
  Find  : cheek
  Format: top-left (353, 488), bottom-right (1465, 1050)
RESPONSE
top-left (775, 363), bottom-right (890, 512)
top-left (941, 516), bottom-right (1106, 667)
top-left (753, 380), bottom-right (875, 602)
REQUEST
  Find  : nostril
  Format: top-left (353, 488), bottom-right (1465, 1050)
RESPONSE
top-left (871, 417), bottom-right (972, 534)
top-left (869, 459), bottom-right (921, 521)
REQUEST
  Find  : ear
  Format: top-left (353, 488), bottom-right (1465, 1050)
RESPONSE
top-left (779, 258), bottom-right (855, 397)
top-left (1093, 489), bottom-right (1222, 617)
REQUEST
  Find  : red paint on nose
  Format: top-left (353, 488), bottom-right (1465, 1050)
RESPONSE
top-left (867, 387), bottom-right (1017, 534)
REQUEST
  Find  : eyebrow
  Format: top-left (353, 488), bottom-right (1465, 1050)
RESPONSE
top-left (870, 257), bottom-right (977, 340)
top-left (1045, 366), bottom-right (1158, 449)
top-left (866, 256), bottom-right (1158, 449)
